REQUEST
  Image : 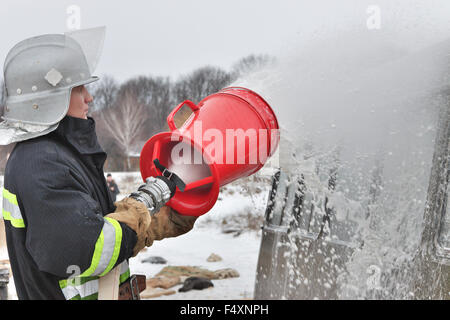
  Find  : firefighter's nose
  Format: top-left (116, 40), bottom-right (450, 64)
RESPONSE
top-left (85, 91), bottom-right (93, 104)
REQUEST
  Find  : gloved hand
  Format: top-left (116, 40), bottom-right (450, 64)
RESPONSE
top-left (106, 200), bottom-right (197, 256)
top-left (105, 197), bottom-right (151, 257)
top-left (106, 168), bottom-right (192, 257)
top-left (145, 206), bottom-right (198, 247)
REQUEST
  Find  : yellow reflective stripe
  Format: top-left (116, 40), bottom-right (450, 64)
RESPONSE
top-left (2, 188), bottom-right (25, 228)
top-left (59, 278), bottom-right (99, 300)
top-left (120, 268), bottom-right (130, 284)
top-left (119, 260), bottom-right (130, 284)
top-left (59, 264), bottom-right (128, 300)
top-left (59, 279), bottom-right (78, 300)
top-left (69, 217), bottom-right (124, 278)
top-left (59, 279), bottom-right (68, 289)
top-left (80, 230), bottom-right (104, 277)
top-left (2, 188), bottom-right (18, 206)
top-left (2, 209), bottom-right (25, 228)
top-left (100, 217), bottom-right (123, 277)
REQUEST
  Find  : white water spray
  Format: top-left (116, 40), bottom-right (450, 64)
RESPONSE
top-left (236, 1), bottom-right (450, 299)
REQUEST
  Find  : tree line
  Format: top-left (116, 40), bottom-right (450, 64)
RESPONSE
top-left (0, 54), bottom-right (274, 172)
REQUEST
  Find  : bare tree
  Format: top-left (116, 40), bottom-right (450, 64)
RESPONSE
top-left (173, 66), bottom-right (232, 104)
top-left (89, 75), bottom-right (119, 112)
top-left (231, 54), bottom-right (275, 79)
top-left (118, 76), bottom-right (173, 135)
top-left (99, 92), bottom-right (147, 170)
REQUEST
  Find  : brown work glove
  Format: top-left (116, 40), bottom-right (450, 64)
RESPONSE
top-left (145, 206), bottom-right (198, 247)
top-left (105, 197), bottom-right (151, 257)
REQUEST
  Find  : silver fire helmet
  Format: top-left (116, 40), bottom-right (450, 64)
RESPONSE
top-left (0, 26), bottom-right (105, 145)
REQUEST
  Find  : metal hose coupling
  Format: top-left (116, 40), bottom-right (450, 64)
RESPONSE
top-left (130, 177), bottom-right (172, 215)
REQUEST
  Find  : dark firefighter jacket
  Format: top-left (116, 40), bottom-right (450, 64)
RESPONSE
top-left (2, 116), bottom-right (137, 300)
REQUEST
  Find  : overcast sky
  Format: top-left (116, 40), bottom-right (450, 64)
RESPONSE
top-left (1, 1), bottom-right (450, 82)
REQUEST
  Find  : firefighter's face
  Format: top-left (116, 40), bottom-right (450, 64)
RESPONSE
top-left (68, 85), bottom-right (93, 120)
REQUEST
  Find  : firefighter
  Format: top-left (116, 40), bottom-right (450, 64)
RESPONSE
top-left (0, 27), bottom-right (197, 300)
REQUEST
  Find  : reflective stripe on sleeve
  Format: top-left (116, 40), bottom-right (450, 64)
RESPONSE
top-left (119, 260), bottom-right (130, 284)
top-left (59, 277), bottom-right (99, 300)
top-left (99, 218), bottom-right (122, 276)
top-left (59, 261), bottom-right (130, 300)
top-left (2, 188), bottom-right (25, 228)
top-left (80, 217), bottom-right (123, 277)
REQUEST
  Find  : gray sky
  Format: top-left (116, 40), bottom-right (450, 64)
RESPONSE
top-left (0, 0), bottom-right (313, 81)
top-left (1, 1), bottom-right (450, 82)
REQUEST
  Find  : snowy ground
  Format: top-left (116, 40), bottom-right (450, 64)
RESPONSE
top-left (131, 227), bottom-right (262, 300)
top-left (0, 172), bottom-right (271, 300)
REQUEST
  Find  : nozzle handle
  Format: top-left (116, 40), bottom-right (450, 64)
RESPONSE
top-left (167, 100), bottom-right (200, 131)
